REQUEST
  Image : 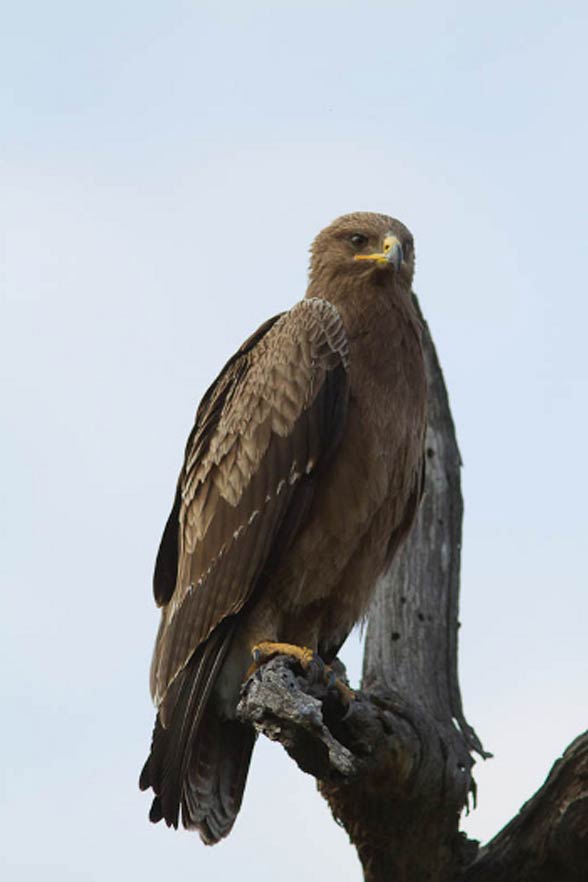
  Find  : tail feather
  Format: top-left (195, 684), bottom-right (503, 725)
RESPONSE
top-left (182, 709), bottom-right (256, 843)
top-left (140, 621), bottom-right (255, 842)
top-left (139, 622), bottom-right (236, 829)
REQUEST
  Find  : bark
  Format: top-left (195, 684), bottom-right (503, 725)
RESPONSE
top-left (237, 298), bottom-right (587, 880)
top-left (462, 731), bottom-right (588, 882)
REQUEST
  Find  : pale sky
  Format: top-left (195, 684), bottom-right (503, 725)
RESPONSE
top-left (2, 2), bottom-right (587, 880)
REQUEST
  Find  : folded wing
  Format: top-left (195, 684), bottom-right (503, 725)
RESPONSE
top-left (150, 298), bottom-right (350, 716)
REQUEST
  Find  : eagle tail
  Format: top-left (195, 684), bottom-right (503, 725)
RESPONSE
top-left (182, 708), bottom-right (256, 843)
top-left (140, 620), bottom-right (253, 840)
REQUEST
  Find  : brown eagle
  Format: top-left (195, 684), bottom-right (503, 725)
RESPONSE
top-left (140, 212), bottom-right (427, 843)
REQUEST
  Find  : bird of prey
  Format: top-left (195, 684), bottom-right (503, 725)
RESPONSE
top-left (140, 211), bottom-right (427, 844)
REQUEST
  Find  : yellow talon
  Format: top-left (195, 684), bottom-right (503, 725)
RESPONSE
top-left (251, 641), bottom-right (316, 670)
top-left (248, 642), bottom-right (356, 706)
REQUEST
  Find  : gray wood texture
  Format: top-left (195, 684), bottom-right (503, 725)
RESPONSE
top-left (463, 732), bottom-right (588, 882)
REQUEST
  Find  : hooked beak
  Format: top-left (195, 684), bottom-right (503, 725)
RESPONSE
top-left (354, 234), bottom-right (403, 271)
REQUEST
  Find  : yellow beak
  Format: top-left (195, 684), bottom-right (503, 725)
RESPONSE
top-left (354, 234), bottom-right (403, 271)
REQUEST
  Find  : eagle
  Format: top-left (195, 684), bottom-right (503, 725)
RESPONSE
top-left (140, 211), bottom-right (427, 843)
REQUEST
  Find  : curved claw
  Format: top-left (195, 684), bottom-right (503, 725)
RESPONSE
top-left (327, 673), bottom-right (356, 707)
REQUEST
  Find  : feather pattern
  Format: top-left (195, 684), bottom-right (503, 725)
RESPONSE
top-left (141, 298), bottom-right (349, 836)
top-left (150, 298), bottom-right (349, 708)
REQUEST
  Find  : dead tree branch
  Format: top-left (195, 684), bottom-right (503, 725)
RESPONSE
top-left (462, 731), bottom-right (588, 882)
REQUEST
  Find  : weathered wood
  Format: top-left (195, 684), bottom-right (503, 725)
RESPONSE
top-left (238, 655), bottom-right (476, 881)
top-left (462, 732), bottom-right (588, 882)
top-left (238, 664), bottom-right (588, 881)
top-left (363, 299), bottom-right (484, 758)
top-left (238, 657), bottom-right (359, 781)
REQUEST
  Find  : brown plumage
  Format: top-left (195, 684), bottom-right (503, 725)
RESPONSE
top-left (140, 211), bottom-right (427, 843)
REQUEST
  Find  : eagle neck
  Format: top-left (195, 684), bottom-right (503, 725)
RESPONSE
top-left (306, 273), bottom-right (420, 348)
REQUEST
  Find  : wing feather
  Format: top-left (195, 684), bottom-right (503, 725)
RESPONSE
top-left (150, 298), bottom-right (349, 707)
top-left (153, 316), bottom-right (281, 608)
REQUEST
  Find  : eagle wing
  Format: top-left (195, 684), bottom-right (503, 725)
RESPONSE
top-left (150, 298), bottom-right (350, 710)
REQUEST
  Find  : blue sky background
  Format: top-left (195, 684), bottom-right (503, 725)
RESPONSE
top-left (2, 2), bottom-right (587, 880)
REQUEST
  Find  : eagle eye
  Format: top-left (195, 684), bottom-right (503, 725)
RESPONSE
top-left (349, 233), bottom-right (368, 248)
